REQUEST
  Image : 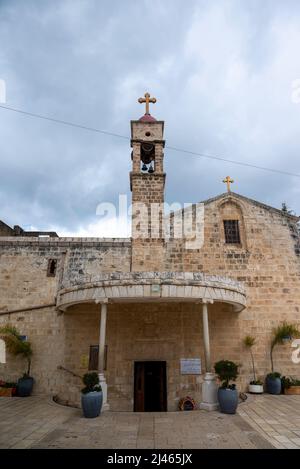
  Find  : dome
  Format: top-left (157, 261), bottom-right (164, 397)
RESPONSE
top-left (139, 113), bottom-right (157, 122)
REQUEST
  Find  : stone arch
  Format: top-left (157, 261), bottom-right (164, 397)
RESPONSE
top-left (218, 198), bottom-right (247, 249)
top-left (0, 339), bottom-right (6, 364)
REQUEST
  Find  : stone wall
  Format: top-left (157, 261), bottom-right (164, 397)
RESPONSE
top-left (0, 307), bottom-right (65, 396)
top-left (0, 237), bottom-right (131, 400)
top-left (162, 193), bottom-right (300, 380)
top-left (106, 302), bottom-right (204, 411)
top-left (0, 237), bottom-right (131, 313)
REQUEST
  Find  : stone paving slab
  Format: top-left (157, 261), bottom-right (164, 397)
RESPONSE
top-left (238, 394), bottom-right (300, 449)
top-left (0, 396), bottom-right (273, 449)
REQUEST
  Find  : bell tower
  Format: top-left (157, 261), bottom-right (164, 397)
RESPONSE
top-left (130, 93), bottom-right (166, 271)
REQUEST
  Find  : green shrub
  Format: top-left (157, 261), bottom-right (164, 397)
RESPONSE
top-left (270, 322), bottom-right (300, 373)
top-left (267, 372), bottom-right (281, 380)
top-left (281, 376), bottom-right (300, 389)
top-left (0, 382), bottom-right (17, 388)
top-left (243, 335), bottom-right (258, 383)
top-left (81, 372), bottom-right (102, 394)
top-left (214, 360), bottom-right (239, 389)
top-left (0, 325), bottom-right (33, 377)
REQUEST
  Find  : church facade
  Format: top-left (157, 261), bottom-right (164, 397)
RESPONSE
top-left (1, 95), bottom-right (300, 411)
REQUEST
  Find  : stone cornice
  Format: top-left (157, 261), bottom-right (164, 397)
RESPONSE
top-left (0, 237), bottom-right (131, 247)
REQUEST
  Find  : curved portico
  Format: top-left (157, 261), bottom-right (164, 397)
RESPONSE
top-left (57, 272), bottom-right (246, 411)
top-left (57, 271), bottom-right (246, 312)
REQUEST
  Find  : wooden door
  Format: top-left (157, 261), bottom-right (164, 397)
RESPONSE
top-left (134, 362), bottom-right (145, 412)
top-left (134, 361), bottom-right (167, 412)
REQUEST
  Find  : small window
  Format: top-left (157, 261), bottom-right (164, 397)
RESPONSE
top-left (224, 220), bottom-right (241, 244)
top-left (88, 345), bottom-right (99, 370)
top-left (88, 345), bottom-right (107, 371)
top-left (47, 259), bottom-right (57, 277)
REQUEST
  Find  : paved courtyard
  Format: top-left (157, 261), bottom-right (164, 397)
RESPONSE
top-left (0, 394), bottom-right (299, 449)
top-left (238, 394), bottom-right (300, 449)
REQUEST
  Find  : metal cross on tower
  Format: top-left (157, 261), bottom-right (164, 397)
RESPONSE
top-left (138, 92), bottom-right (157, 115)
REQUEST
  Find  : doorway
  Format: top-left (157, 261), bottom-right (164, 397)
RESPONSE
top-left (134, 361), bottom-right (167, 412)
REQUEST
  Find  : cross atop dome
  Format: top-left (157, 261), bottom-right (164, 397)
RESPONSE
top-left (138, 92), bottom-right (156, 115)
top-left (138, 92), bottom-right (157, 122)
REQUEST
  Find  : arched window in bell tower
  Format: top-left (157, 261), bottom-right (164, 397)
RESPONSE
top-left (140, 142), bottom-right (155, 173)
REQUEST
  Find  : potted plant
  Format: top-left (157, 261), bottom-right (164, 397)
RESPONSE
top-left (0, 381), bottom-right (17, 397)
top-left (266, 372), bottom-right (282, 394)
top-left (243, 335), bottom-right (263, 394)
top-left (214, 360), bottom-right (239, 414)
top-left (267, 321), bottom-right (300, 395)
top-left (0, 325), bottom-right (34, 397)
top-left (81, 372), bottom-right (103, 418)
top-left (282, 376), bottom-right (300, 395)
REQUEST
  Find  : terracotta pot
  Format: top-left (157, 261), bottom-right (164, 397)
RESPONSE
top-left (284, 386), bottom-right (300, 395)
top-left (0, 387), bottom-right (13, 397)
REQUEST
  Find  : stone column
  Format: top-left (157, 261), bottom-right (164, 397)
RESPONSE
top-left (200, 299), bottom-right (219, 411)
top-left (98, 300), bottom-right (109, 411)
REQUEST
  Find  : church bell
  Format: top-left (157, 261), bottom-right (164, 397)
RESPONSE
top-left (148, 163), bottom-right (154, 174)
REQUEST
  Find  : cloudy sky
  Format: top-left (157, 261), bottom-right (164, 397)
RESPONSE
top-left (0, 0), bottom-right (300, 236)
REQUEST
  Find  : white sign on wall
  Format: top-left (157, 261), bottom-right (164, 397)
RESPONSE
top-left (0, 339), bottom-right (6, 364)
top-left (180, 358), bottom-right (201, 375)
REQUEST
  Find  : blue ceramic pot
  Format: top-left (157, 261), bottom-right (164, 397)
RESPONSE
top-left (217, 388), bottom-right (238, 414)
top-left (17, 377), bottom-right (34, 397)
top-left (266, 376), bottom-right (281, 395)
top-left (81, 391), bottom-right (103, 418)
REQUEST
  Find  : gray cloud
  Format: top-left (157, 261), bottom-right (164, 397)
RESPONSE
top-left (0, 0), bottom-right (300, 235)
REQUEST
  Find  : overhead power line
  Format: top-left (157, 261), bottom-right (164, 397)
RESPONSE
top-left (0, 104), bottom-right (129, 140)
top-left (166, 146), bottom-right (300, 178)
top-left (0, 104), bottom-right (299, 179)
